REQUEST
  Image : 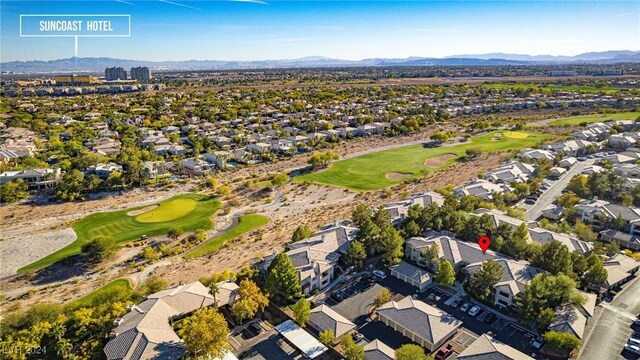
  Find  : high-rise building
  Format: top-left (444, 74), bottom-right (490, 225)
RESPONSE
top-left (130, 67), bottom-right (152, 81)
top-left (54, 74), bottom-right (96, 84)
top-left (105, 67), bottom-right (127, 81)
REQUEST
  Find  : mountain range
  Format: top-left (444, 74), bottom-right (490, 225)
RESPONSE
top-left (2, 50), bottom-right (639, 74)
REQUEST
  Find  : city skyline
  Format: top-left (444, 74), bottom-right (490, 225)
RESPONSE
top-left (1, 0), bottom-right (639, 62)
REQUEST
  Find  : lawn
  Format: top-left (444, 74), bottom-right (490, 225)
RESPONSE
top-left (547, 111), bottom-right (640, 126)
top-left (184, 214), bottom-right (270, 258)
top-left (72, 278), bottom-right (133, 307)
top-left (481, 83), bottom-right (635, 95)
top-left (20, 193), bottom-right (221, 272)
top-left (296, 130), bottom-right (552, 191)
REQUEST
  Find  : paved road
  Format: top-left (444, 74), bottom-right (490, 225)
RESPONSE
top-left (579, 274), bottom-right (640, 360)
top-left (523, 159), bottom-right (594, 221)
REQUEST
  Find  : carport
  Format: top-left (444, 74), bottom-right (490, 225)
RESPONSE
top-left (390, 261), bottom-right (431, 292)
top-left (274, 320), bottom-right (328, 359)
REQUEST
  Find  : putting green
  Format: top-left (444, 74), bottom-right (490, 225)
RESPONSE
top-left (296, 130), bottom-right (552, 191)
top-left (135, 198), bottom-right (197, 223)
top-left (20, 194), bottom-right (221, 272)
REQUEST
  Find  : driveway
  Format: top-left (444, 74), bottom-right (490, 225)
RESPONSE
top-left (579, 274), bottom-right (640, 360)
top-left (523, 159), bottom-right (594, 221)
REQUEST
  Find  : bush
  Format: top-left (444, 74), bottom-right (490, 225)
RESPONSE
top-left (81, 236), bottom-right (119, 263)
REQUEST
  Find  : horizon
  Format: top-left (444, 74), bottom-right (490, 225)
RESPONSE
top-left (1, 1), bottom-right (639, 63)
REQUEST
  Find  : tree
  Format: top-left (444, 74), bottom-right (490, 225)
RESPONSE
top-left (380, 226), bottom-right (404, 265)
top-left (421, 243), bottom-right (440, 272)
top-left (177, 307), bottom-right (231, 359)
top-left (465, 147), bottom-right (482, 159)
top-left (503, 223), bottom-right (530, 260)
top-left (319, 329), bottom-right (335, 345)
top-left (567, 174), bottom-right (589, 197)
top-left (557, 191), bottom-right (581, 208)
top-left (271, 172), bottom-right (289, 187)
top-left (346, 241), bottom-right (367, 268)
top-left (264, 253), bottom-right (302, 300)
top-left (56, 169), bottom-right (85, 201)
top-left (351, 203), bottom-right (372, 227)
top-left (81, 236), bottom-right (119, 263)
top-left (374, 288), bottom-right (392, 307)
top-left (0, 179), bottom-right (29, 203)
top-left (340, 335), bottom-right (364, 360)
top-left (291, 298), bottom-right (311, 327)
top-left (140, 276), bottom-right (168, 295)
top-left (395, 344), bottom-right (430, 360)
top-left (583, 254), bottom-right (608, 286)
top-left (231, 279), bottom-right (269, 323)
top-left (544, 331), bottom-right (581, 352)
top-left (574, 221), bottom-right (597, 242)
top-left (571, 252), bottom-right (589, 278)
top-left (517, 273), bottom-right (578, 323)
top-left (434, 259), bottom-right (456, 286)
top-left (533, 240), bottom-right (573, 275)
top-left (308, 151), bottom-right (340, 168)
top-left (209, 281), bottom-right (219, 306)
top-left (168, 227), bottom-right (184, 240)
top-left (468, 259), bottom-right (503, 301)
top-left (291, 225), bottom-right (312, 242)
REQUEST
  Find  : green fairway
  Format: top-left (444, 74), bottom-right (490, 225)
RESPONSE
top-left (21, 194), bottom-right (221, 272)
top-left (184, 214), bottom-right (270, 258)
top-left (481, 83), bottom-right (637, 95)
top-left (296, 130), bottom-right (552, 191)
top-left (547, 111), bottom-right (640, 126)
top-left (72, 279), bottom-right (133, 307)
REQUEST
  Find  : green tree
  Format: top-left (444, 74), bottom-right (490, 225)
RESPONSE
top-left (434, 259), bottom-right (456, 286)
top-left (503, 223), bottom-right (530, 260)
top-left (291, 298), bottom-right (311, 327)
top-left (56, 169), bottom-right (85, 201)
top-left (291, 225), bottom-right (313, 242)
top-left (421, 243), bottom-right (440, 272)
top-left (167, 227), bottom-right (184, 240)
top-left (374, 288), bottom-right (392, 307)
top-left (308, 151), bottom-right (340, 168)
top-left (264, 253), bottom-right (302, 300)
top-left (583, 254), bottom-right (608, 286)
top-left (380, 226), bottom-right (404, 265)
top-left (346, 241), bottom-right (367, 268)
top-left (177, 307), bottom-right (231, 359)
top-left (574, 221), bottom-right (597, 242)
top-left (468, 259), bottom-right (503, 301)
top-left (209, 281), bottom-right (219, 306)
top-left (140, 275), bottom-right (168, 295)
top-left (340, 335), bottom-right (364, 360)
top-left (81, 236), bottom-right (119, 263)
top-left (0, 179), bottom-right (29, 203)
top-left (271, 172), bottom-right (289, 187)
top-left (395, 344), bottom-right (430, 360)
top-left (533, 240), bottom-right (573, 276)
top-left (319, 329), bottom-right (335, 345)
top-left (544, 331), bottom-right (582, 352)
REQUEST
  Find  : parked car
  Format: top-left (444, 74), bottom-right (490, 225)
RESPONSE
top-left (634, 319), bottom-right (640, 326)
top-left (531, 337), bottom-right (544, 349)
top-left (483, 313), bottom-right (497, 323)
top-left (468, 306), bottom-right (481, 316)
top-left (577, 156), bottom-right (588, 161)
top-left (352, 333), bottom-right (365, 342)
top-left (624, 344), bottom-right (640, 356)
top-left (629, 337), bottom-right (640, 347)
top-left (525, 198), bottom-right (536, 205)
top-left (451, 298), bottom-right (463, 308)
top-left (540, 184), bottom-right (551, 190)
top-left (372, 270), bottom-right (387, 279)
top-left (460, 303), bottom-right (470, 312)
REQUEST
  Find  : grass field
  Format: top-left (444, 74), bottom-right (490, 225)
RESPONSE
top-left (296, 130), bottom-right (552, 191)
top-left (72, 279), bottom-right (133, 307)
top-left (21, 194), bottom-right (221, 272)
top-left (184, 214), bottom-right (270, 258)
top-left (547, 111), bottom-right (640, 126)
top-left (482, 83), bottom-right (635, 95)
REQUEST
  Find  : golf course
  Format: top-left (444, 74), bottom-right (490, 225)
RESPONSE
top-left (21, 193), bottom-right (221, 272)
top-left (296, 130), bottom-right (552, 191)
top-left (547, 111), bottom-right (640, 126)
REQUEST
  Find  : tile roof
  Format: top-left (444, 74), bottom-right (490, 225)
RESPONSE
top-left (457, 334), bottom-right (534, 360)
top-left (309, 305), bottom-right (356, 338)
top-left (363, 340), bottom-right (396, 360)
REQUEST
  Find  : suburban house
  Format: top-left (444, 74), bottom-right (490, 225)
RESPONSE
top-left (558, 157), bottom-right (577, 169)
top-left (517, 148), bottom-right (555, 162)
top-left (376, 296), bottom-right (462, 352)
top-left (308, 304), bottom-right (356, 338)
top-left (608, 134), bottom-right (638, 150)
top-left (382, 191), bottom-right (445, 224)
top-left (528, 227), bottom-right (593, 253)
top-left (103, 281), bottom-right (238, 360)
top-left (456, 334), bottom-right (534, 360)
top-left (283, 222), bottom-right (358, 295)
top-left (548, 291), bottom-right (596, 340)
top-left (573, 199), bottom-right (640, 234)
top-left (142, 161), bottom-right (169, 179)
top-left (474, 208), bottom-right (526, 231)
top-left (87, 162), bottom-right (123, 178)
top-left (483, 161), bottom-right (535, 184)
top-left (0, 168), bottom-right (60, 189)
top-left (543, 139), bottom-right (595, 156)
top-left (453, 179), bottom-right (512, 201)
top-left (602, 253), bottom-right (640, 289)
top-left (464, 259), bottom-right (542, 308)
top-left (363, 340), bottom-right (395, 360)
top-left (179, 157), bottom-right (216, 176)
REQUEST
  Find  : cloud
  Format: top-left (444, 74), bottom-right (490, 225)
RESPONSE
top-left (115, 0), bottom-right (137, 5)
top-left (226, 0), bottom-right (269, 5)
top-left (158, 0), bottom-right (201, 10)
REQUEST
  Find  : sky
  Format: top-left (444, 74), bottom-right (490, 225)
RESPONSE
top-left (1, 1), bottom-right (639, 62)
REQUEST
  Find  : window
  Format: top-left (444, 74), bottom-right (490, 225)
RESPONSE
top-left (497, 299), bottom-right (509, 306)
top-left (498, 291), bottom-right (510, 298)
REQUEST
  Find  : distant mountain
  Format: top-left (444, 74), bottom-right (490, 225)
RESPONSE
top-left (2, 50), bottom-right (639, 74)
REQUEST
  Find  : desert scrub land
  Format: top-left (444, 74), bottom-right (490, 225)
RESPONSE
top-left (20, 194), bottom-right (221, 272)
top-left (547, 111), bottom-right (640, 126)
top-left (296, 130), bottom-right (552, 191)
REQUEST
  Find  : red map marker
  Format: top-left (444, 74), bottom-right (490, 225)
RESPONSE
top-left (478, 236), bottom-right (490, 254)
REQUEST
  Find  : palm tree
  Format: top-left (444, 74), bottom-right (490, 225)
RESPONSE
top-left (209, 282), bottom-right (219, 307)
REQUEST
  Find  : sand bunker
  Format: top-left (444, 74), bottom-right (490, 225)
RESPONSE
top-left (127, 204), bottom-right (159, 216)
top-left (425, 154), bottom-right (457, 167)
top-left (0, 228), bottom-right (77, 277)
top-left (386, 172), bottom-right (412, 180)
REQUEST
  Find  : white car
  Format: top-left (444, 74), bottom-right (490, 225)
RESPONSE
top-left (460, 303), bottom-right (470, 312)
top-left (624, 344), bottom-right (640, 356)
top-left (468, 306), bottom-right (481, 316)
top-left (372, 270), bottom-right (387, 279)
top-left (629, 337), bottom-right (640, 347)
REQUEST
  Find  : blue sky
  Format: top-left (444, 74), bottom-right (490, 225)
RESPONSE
top-left (1, 1), bottom-right (638, 62)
